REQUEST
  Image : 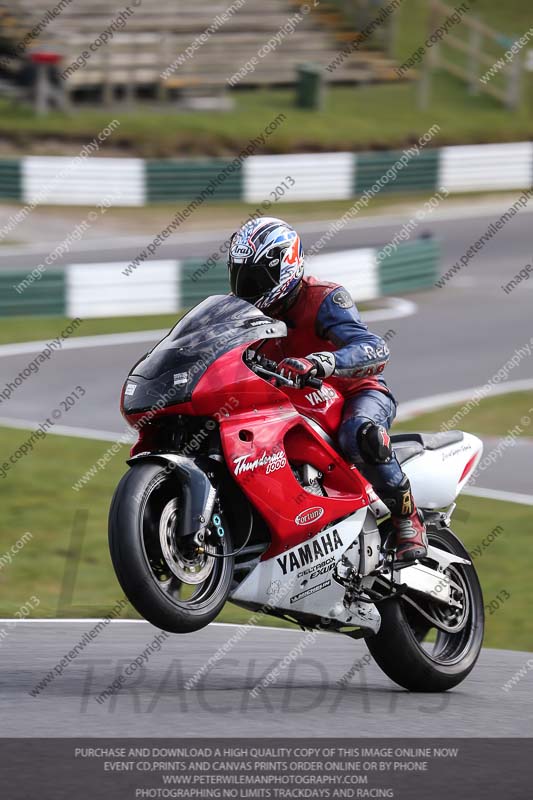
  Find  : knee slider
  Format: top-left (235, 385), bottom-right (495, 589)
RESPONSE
top-left (357, 421), bottom-right (392, 465)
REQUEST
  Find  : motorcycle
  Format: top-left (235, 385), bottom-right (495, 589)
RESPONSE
top-left (109, 294), bottom-right (484, 692)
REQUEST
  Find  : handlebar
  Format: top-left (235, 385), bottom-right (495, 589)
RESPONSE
top-left (306, 376), bottom-right (323, 390)
top-left (253, 364), bottom-right (295, 386)
top-left (249, 354), bottom-right (323, 390)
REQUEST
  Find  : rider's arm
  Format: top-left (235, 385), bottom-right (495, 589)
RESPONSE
top-left (308, 287), bottom-right (390, 378)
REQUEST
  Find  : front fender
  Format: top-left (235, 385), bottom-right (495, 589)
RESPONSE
top-left (127, 453), bottom-right (216, 538)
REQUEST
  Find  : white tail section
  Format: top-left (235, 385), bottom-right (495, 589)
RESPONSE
top-left (403, 432), bottom-right (483, 509)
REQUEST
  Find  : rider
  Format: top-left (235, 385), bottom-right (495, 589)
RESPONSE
top-left (227, 216), bottom-right (427, 563)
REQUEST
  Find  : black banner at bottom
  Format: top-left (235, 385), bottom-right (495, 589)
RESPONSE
top-left (0, 738), bottom-right (530, 799)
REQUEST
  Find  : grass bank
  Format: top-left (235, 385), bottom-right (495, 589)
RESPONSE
top-left (394, 391), bottom-right (533, 438)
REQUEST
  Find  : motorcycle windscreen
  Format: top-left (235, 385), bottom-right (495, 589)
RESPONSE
top-left (123, 294), bottom-right (287, 413)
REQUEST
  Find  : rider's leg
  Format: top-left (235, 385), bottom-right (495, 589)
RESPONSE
top-left (337, 390), bottom-right (427, 563)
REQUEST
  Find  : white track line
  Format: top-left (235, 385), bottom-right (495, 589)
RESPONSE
top-left (0, 194), bottom-right (529, 258)
top-left (0, 299), bottom-right (415, 357)
top-left (462, 487), bottom-right (533, 506)
top-left (396, 379), bottom-right (533, 421)
top-left (0, 329), bottom-right (167, 357)
top-left (363, 296), bottom-right (417, 322)
top-left (1, 342), bottom-right (531, 501)
top-left (0, 619), bottom-right (302, 632)
top-left (1, 378), bottom-right (532, 457)
top-left (0, 415), bottom-right (132, 442)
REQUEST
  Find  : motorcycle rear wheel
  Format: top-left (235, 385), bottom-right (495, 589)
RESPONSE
top-left (365, 525), bottom-right (484, 692)
top-left (109, 462), bottom-right (233, 633)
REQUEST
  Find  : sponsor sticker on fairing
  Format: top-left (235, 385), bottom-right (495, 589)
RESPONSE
top-left (233, 449), bottom-right (287, 476)
top-left (290, 579), bottom-right (331, 604)
top-left (295, 506), bottom-right (324, 526)
top-left (276, 530), bottom-right (344, 575)
top-left (305, 386), bottom-right (337, 406)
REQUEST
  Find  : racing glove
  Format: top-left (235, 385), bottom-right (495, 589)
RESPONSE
top-left (278, 357), bottom-right (318, 386)
top-left (306, 351), bottom-right (336, 378)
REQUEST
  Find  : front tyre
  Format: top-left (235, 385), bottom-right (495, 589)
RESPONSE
top-left (109, 462), bottom-right (233, 633)
top-left (366, 525), bottom-right (484, 691)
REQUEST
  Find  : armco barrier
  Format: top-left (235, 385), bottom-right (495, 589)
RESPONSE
top-left (0, 142), bottom-right (531, 208)
top-left (146, 159), bottom-right (243, 203)
top-left (379, 238), bottom-right (439, 295)
top-left (0, 239), bottom-right (439, 318)
top-left (439, 142), bottom-right (533, 192)
top-left (0, 270), bottom-right (66, 316)
top-left (181, 261), bottom-right (229, 309)
top-left (355, 149), bottom-right (440, 195)
top-left (65, 260), bottom-right (179, 318)
top-left (0, 160), bottom-right (22, 201)
top-left (244, 153), bottom-right (354, 203)
top-left (21, 157), bottom-right (146, 207)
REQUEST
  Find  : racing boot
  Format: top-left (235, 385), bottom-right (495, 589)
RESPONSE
top-left (381, 477), bottom-right (428, 563)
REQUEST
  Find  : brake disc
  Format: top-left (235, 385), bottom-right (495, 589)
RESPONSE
top-left (159, 499), bottom-right (214, 584)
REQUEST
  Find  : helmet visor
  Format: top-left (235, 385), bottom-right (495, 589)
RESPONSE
top-left (229, 262), bottom-right (281, 304)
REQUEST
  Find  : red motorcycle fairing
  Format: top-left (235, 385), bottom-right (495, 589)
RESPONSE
top-left (188, 345), bottom-right (369, 559)
top-left (283, 383), bottom-right (344, 438)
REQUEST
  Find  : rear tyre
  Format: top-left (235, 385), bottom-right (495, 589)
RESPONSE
top-left (366, 525), bottom-right (484, 691)
top-left (109, 462), bottom-right (233, 633)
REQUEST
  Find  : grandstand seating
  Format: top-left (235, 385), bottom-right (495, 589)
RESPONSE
top-left (0, 0), bottom-right (399, 103)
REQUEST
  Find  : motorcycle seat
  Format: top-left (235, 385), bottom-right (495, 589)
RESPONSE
top-left (390, 430), bottom-right (464, 464)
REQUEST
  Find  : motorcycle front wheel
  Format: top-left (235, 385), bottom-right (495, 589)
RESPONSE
top-left (365, 524), bottom-right (484, 692)
top-left (109, 461), bottom-right (234, 633)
